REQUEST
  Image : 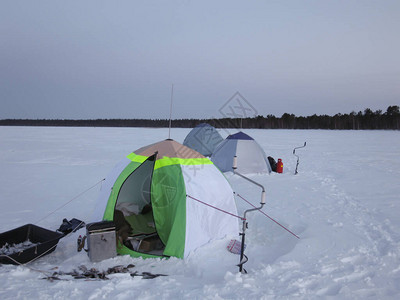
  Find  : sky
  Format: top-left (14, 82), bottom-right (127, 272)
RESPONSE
top-left (1, 0), bottom-right (399, 120)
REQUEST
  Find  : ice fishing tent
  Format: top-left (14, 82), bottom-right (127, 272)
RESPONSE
top-left (211, 131), bottom-right (272, 174)
top-left (93, 139), bottom-right (238, 259)
top-left (183, 123), bottom-right (224, 156)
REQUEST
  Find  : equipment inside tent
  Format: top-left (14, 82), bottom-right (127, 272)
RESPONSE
top-left (93, 139), bottom-right (239, 259)
top-left (210, 131), bottom-right (272, 174)
top-left (183, 123), bottom-right (224, 156)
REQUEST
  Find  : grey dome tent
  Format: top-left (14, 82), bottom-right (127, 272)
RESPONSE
top-left (210, 131), bottom-right (272, 174)
top-left (183, 123), bottom-right (223, 156)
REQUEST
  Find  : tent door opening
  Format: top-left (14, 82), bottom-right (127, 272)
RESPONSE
top-left (113, 153), bottom-right (165, 256)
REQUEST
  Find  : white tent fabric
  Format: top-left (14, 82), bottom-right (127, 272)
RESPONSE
top-left (211, 131), bottom-right (272, 174)
top-left (182, 164), bottom-right (239, 257)
top-left (183, 123), bottom-right (223, 156)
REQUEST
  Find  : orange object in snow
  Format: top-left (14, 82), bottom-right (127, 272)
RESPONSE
top-left (276, 159), bottom-right (283, 173)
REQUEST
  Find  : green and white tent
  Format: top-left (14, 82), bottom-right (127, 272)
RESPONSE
top-left (93, 139), bottom-right (239, 259)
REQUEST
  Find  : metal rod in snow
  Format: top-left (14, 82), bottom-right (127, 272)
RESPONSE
top-left (168, 84), bottom-right (174, 140)
top-left (293, 141), bottom-right (306, 175)
top-left (232, 155), bottom-right (266, 273)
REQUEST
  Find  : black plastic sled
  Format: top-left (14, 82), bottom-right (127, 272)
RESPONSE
top-left (0, 224), bottom-right (64, 265)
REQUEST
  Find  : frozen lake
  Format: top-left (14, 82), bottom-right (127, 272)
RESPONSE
top-left (1, 126), bottom-right (399, 299)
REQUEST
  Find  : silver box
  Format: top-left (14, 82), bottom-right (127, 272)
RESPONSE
top-left (86, 221), bottom-right (116, 262)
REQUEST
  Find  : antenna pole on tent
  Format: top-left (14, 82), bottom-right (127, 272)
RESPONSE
top-left (232, 155), bottom-right (266, 274)
top-left (293, 142), bottom-right (306, 175)
top-left (168, 84), bottom-right (174, 139)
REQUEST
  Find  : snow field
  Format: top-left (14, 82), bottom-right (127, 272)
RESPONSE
top-left (0, 127), bottom-right (399, 299)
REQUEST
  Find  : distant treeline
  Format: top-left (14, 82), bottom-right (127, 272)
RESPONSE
top-left (1, 105), bottom-right (399, 130)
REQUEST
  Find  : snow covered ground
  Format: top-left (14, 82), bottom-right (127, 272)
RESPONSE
top-left (1, 126), bottom-right (399, 299)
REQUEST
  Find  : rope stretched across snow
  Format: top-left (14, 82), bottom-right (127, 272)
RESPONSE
top-left (235, 193), bottom-right (300, 239)
top-left (34, 178), bottom-right (105, 225)
top-left (1, 179), bottom-right (103, 268)
top-left (186, 194), bottom-right (245, 221)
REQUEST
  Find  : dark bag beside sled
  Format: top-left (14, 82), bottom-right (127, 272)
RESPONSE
top-left (268, 156), bottom-right (277, 172)
top-left (57, 218), bottom-right (85, 235)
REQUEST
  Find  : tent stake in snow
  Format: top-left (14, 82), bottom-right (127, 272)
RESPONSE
top-left (293, 142), bottom-right (306, 175)
top-left (232, 155), bottom-right (266, 274)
